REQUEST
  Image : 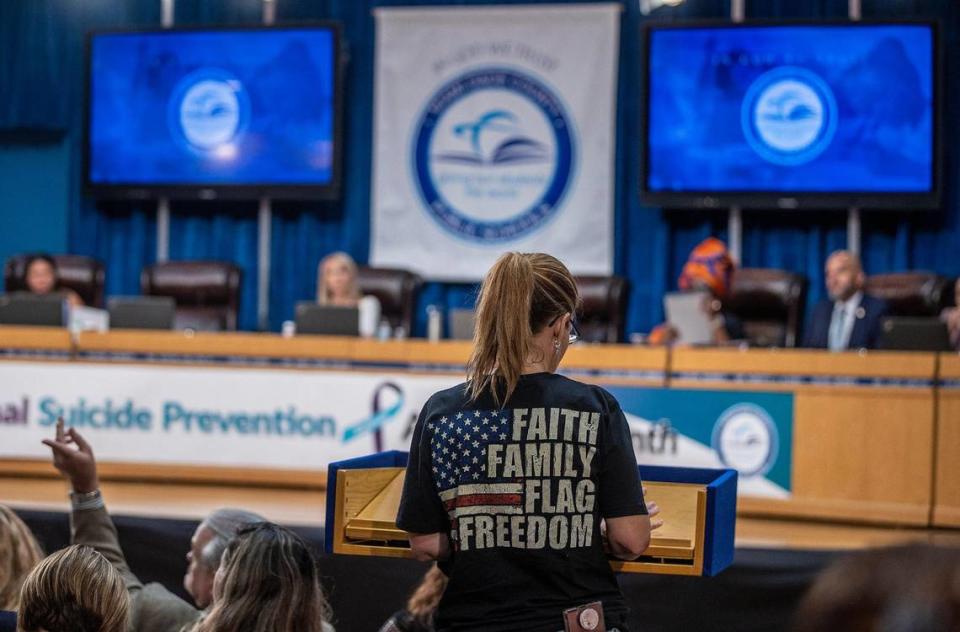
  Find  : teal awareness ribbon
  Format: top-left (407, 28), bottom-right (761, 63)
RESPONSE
top-left (342, 383), bottom-right (404, 443)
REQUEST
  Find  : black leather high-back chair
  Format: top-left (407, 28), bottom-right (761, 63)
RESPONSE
top-left (864, 272), bottom-right (952, 317)
top-left (725, 268), bottom-right (808, 348)
top-left (141, 261), bottom-right (241, 331)
top-left (574, 275), bottom-right (629, 343)
top-left (356, 266), bottom-right (423, 334)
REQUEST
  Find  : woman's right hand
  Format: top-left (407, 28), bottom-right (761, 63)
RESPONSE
top-left (42, 418), bottom-right (100, 494)
top-left (643, 487), bottom-right (664, 531)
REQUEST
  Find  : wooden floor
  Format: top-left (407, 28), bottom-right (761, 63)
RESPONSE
top-left (2, 476), bottom-right (959, 550)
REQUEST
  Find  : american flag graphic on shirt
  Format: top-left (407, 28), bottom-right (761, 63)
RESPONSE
top-left (430, 410), bottom-right (515, 519)
top-left (427, 406), bottom-right (601, 551)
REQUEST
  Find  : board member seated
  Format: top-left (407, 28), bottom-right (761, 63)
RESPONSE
top-left (316, 251), bottom-right (381, 337)
top-left (42, 420), bottom-right (265, 632)
top-left (23, 254), bottom-right (84, 308)
top-left (649, 237), bottom-right (745, 345)
top-left (803, 250), bottom-right (888, 351)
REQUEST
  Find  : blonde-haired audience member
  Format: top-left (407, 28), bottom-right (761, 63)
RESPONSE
top-left (316, 251), bottom-right (381, 337)
top-left (0, 505), bottom-right (43, 611)
top-left (188, 522), bottom-right (334, 632)
top-left (378, 564), bottom-right (448, 632)
top-left (17, 544), bottom-right (129, 632)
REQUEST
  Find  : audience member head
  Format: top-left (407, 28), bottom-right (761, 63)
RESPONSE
top-left (406, 565), bottom-right (448, 627)
top-left (678, 238), bottom-right (735, 299)
top-left (317, 251), bottom-right (361, 306)
top-left (184, 508), bottom-right (266, 609)
top-left (953, 277), bottom-right (959, 306)
top-left (824, 250), bottom-right (865, 302)
top-left (17, 544), bottom-right (129, 632)
top-left (193, 522), bottom-right (332, 632)
top-left (23, 255), bottom-right (60, 296)
top-left (792, 543), bottom-right (960, 632)
top-left (0, 506), bottom-right (43, 610)
top-left (468, 252), bottom-right (580, 406)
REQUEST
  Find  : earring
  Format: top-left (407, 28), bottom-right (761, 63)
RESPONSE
top-left (553, 338), bottom-right (561, 351)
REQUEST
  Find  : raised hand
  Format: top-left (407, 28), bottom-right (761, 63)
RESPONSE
top-left (41, 418), bottom-right (99, 494)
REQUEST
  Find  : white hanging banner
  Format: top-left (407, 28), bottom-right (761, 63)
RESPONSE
top-left (370, 4), bottom-right (620, 281)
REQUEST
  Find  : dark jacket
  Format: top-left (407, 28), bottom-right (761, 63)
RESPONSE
top-left (803, 293), bottom-right (889, 350)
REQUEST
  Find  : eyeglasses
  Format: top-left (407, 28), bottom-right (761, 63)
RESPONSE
top-left (568, 319), bottom-right (581, 344)
top-left (550, 314), bottom-right (581, 344)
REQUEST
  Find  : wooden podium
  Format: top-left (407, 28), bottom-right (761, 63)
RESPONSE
top-left (325, 452), bottom-right (737, 576)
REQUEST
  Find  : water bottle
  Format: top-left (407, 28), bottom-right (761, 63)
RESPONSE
top-left (426, 305), bottom-right (442, 343)
top-left (377, 319), bottom-right (392, 341)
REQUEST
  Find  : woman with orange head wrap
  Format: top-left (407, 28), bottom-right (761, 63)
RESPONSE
top-left (648, 238), bottom-right (744, 346)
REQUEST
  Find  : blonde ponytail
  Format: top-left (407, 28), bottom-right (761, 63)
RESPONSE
top-left (467, 253), bottom-right (579, 407)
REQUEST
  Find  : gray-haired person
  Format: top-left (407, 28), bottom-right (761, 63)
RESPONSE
top-left (43, 419), bottom-right (265, 632)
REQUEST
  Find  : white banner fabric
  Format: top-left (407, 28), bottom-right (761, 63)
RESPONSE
top-left (370, 4), bottom-right (620, 281)
top-left (0, 362), bottom-right (459, 470)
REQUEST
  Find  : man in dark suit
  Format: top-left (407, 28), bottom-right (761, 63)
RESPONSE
top-left (804, 250), bottom-right (889, 351)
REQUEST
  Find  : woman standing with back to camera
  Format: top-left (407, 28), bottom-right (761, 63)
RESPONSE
top-left (397, 252), bottom-right (659, 632)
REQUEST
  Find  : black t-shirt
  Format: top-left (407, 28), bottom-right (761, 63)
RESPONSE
top-left (397, 373), bottom-right (646, 632)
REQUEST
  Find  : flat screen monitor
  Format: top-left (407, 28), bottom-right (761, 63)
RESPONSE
top-left (642, 21), bottom-right (940, 209)
top-left (85, 25), bottom-right (342, 199)
top-left (295, 303), bottom-right (359, 337)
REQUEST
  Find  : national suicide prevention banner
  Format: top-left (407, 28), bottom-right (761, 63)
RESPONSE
top-left (370, 5), bottom-right (620, 280)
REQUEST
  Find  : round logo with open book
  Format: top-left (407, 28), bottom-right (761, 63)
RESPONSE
top-left (712, 404), bottom-right (778, 477)
top-left (169, 69), bottom-right (250, 156)
top-left (741, 67), bottom-right (837, 166)
top-left (411, 67), bottom-right (576, 243)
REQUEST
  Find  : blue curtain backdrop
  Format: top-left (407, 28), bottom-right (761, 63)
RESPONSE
top-left (1, 0), bottom-right (957, 335)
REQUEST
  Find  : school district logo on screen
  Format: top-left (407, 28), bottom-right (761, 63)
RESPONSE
top-left (711, 404), bottom-right (778, 477)
top-left (169, 69), bottom-right (250, 154)
top-left (412, 68), bottom-right (575, 243)
top-left (741, 67), bottom-right (838, 166)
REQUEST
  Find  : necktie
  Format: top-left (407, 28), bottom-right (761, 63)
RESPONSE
top-left (829, 305), bottom-right (846, 351)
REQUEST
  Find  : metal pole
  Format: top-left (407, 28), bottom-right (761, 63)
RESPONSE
top-left (728, 207), bottom-right (743, 263)
top-left (258, 198), bottom-right (272, 330)
top-left (156, 0), bottom-right (175, 263)
top-left (727, 0), bottom-right (745, 261)
top-left (846, 0), bottom-right (862, 255)
top-left (257, 0), bottom-right (276, 330)
top-left (156, 198), bottom-right (171, 262)
top-left (730, 0), bottom-right (745, 22)
top-left (847, 208), bottom-right (861, 256)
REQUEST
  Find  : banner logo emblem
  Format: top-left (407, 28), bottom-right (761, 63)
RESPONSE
top-left (412, 68), bottom-right (575, 243)
top-left (741, 67), bottom-right (837, 166)
top-left (712, 404), bottom-right (778, 477)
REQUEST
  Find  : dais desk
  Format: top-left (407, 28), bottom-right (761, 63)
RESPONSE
top-left (670, 347), bottom-right (938, 526)
top-left (1, 326), bottom-right (954, 528)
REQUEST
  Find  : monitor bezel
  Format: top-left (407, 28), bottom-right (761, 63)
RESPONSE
top-left (640, 19), bottom-right (943, 211)
top-left (83, 22), bottom-right (346, 201)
